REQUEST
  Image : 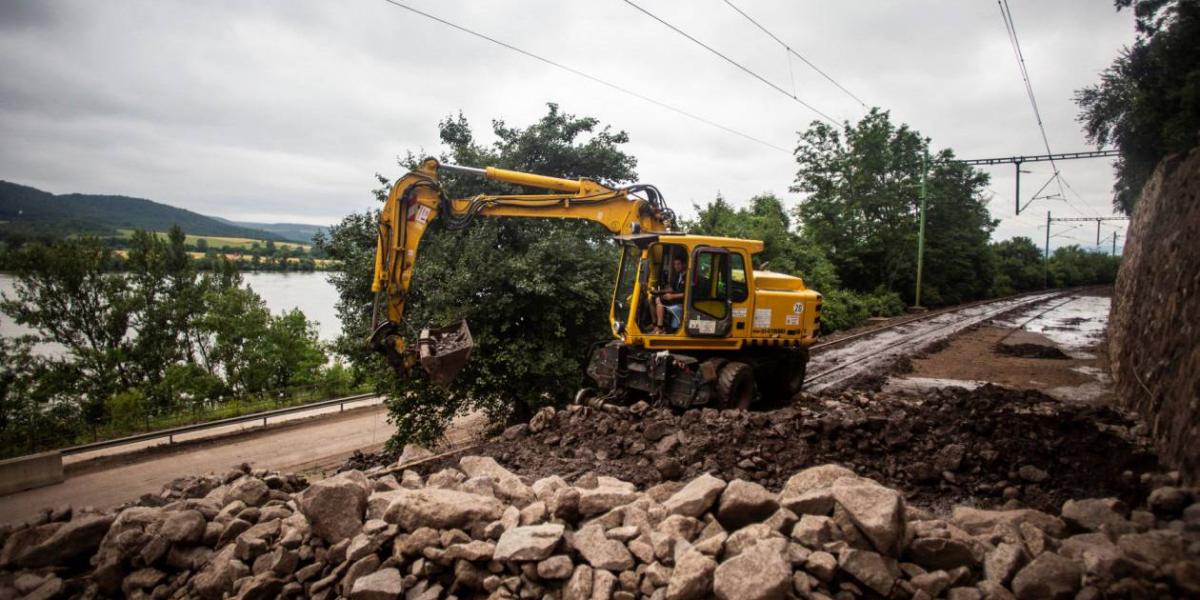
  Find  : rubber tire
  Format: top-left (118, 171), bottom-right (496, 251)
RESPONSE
top-left (717, 361), bottom-right (756, 410)
top-left (783, 347), bottom-right (810, 397)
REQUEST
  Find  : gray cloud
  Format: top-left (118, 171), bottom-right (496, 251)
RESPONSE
top-left (0, 0), bottom-right (1134, 249)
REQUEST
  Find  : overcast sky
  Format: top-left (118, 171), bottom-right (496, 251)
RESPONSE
top-left (0, 0), bottom-right (1135, 250)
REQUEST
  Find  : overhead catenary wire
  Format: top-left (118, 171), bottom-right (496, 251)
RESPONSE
top-left (377, 0), bottom-right (790, 153)
top-left (721, 0), bottom-right (868, 109)
top-left (621, 0), bottom-right (839, 124)
top-left (997, 0), bottom-right (1097, 219)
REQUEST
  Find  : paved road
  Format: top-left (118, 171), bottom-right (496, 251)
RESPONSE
top-left (0, 402), bottom-right (392, 525)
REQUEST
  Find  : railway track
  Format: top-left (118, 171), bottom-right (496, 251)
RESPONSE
top-left (803, 290), bottom-right (1069, 392)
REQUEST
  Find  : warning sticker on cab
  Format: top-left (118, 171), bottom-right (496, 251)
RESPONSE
top-left (753, 308), bottom-right (772, 328)
top-left (731, 308), bottom-right (747, 318)
top-left (689, 319), bottom-right (716, 334)
top-left (785, 314), bottom-right (800, 326)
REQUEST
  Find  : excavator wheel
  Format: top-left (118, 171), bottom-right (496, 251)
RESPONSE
top-left (717, 361), bottom-right (756, 410)
top-left (783, 347), bottom-right (810, 397)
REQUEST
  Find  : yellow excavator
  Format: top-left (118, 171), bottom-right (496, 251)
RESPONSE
top-left (369, 158), bottom-right (823, 409)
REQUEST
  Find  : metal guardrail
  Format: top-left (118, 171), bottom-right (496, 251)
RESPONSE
top-left (59, 392), bottom-right (377, 456)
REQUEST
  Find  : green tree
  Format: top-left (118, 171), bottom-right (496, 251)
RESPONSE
top-left (990, 236), bottom-right (1044, 295)
top-left (1047, 246), bottom-right (1122, 287)
top-left (792, 109), bottom-right (995, 305)
top-left (318, 103), bottom-right (638, 444)
top-left (195, 237), bottom-right (208, 252)
top-left (0, 237), bottom-right (136, 410)
top-left (1076, 0), bottom-right (1200, 213)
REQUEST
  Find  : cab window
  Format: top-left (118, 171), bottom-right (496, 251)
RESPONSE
top-left (729, 253), bottom-right (748, 302)
top-left (691, 250), bottom-right (729, 319)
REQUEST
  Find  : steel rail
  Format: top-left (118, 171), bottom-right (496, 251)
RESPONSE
top-left (804, 291), bottom-right (1068, 388)
top-left (60, 392), bottom-right (377, 456)
top-left (808, 289), bottom-right (1060, 354)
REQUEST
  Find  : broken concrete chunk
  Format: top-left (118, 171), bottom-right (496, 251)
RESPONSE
top-left (663, 473), bottom-right (726, 518)
top-left (493, 523), bottom-right (565, 561)
top-left (383, 488), bottom-right (505, 531)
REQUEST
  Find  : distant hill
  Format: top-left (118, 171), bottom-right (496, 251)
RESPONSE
top-left (213, 218), bottom-right (327, 244)
top-left (0, 180), bottom-right (288, 242)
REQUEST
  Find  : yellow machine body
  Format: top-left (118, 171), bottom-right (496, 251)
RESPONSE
top-left (369, 158), bottom-right (822, 404)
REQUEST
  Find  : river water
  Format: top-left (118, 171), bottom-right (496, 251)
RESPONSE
top-left (0, 272), bottom-right (344, 356)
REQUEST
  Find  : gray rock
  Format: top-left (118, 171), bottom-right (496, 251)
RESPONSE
top-left (1017, 465), bottom-right (1048, 483)
top-left (666, 547), bottom-right (716, 600)
top-left (723, 523), bottom-right (782, 558)
top-left (383, 487), bottom-right (505, 531)
top-left (24, 577), bottom-right (63, 600)
top-left (445, 540), bottom-right (496, 561)
top-left (907, 536), bottom-right (981, 570)
top-left (298, 471), bottom-right (369, 544)
top-left (910, 570), bottom-right (953, 597)
top-left (1116, 530), bottom-right (1184, 564)
top-left (572, 524), bottom-right (634, 571)
top-left (779, 465), bottom-right (857, 501)
top-left (537, 555), bottom-right (575, 579)
top-left (984, 542), bottom-right (1025, 584)
top-left (780, 488), bottom-right (836, 516)
top-left (396, 443), bottom-right (434, 466)
top-left (578, 486), bottom-right (640, 517)
top-left (791, 514), bottom-right (840, 548)
top-left (592, 569), bottom-right (617, 599)
top-left (1061, 498), bottom-right (1135, 534)
top-left (18, 514), bottom-right (114, 568)
top-left (663, 473), bottom-right (726, 518)
top-left (225, 478), bottom-right (270, 507)
top-left (805, 550), bottom-right (837, 582)
top-left (716, 479), bottom-right (779, 529)
top-left (564, 564), bottom-right (594, 600)
top-left (234, 572), bottom-right (284, 600)
top-left (1147, 486), bottom-right (1190, 514)
top-left (951, 507), bottom-right (1066, 537)
top-left (831, 482), bottom-right (906, 557)
top-left (493, 523), bottom-right (565, 561)
top-left (838, 547), bottom-right (900, 597)
top-left (161, 509), bottom-right (207, 544)
top-left (192, 545), bottom-right (249, 600)
top-left (713, 538), bottom-right (791, 600)
top-left (460, 455), bottom-right (536, 507)
top-left (1010, 553), bottom-right (1082, 600)
top-left (349, 568), bottom-right (403, 600)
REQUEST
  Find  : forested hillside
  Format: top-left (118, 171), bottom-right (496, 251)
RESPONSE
top-left (215, 218), bottom-right (327, 243)
top-left (0, 180), bottom-right (288, 242)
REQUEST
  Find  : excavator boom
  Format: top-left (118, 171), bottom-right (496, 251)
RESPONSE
top-left (368, 158), bottom-right (674, 383)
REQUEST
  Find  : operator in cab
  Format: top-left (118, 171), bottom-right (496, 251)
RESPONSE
top-left (651, 254), bottom-right (687, 334)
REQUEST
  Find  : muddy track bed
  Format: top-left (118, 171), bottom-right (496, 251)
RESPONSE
top-left (347, 383), bottom-right (1159, 516)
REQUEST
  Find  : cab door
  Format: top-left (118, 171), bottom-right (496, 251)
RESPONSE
top-left (685, 246), bottom-right (733, 338)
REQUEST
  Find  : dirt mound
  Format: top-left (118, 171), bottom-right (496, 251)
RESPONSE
top-left (352, 385), bottom-right (1159, 514)
top-left (994, 342), bottom-right (1070, 359)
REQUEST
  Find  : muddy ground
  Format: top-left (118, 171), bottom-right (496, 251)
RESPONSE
top-left (349, 383), bottom-right (1159, 516)
top-left (347, 288), bottom-right (1164, 516)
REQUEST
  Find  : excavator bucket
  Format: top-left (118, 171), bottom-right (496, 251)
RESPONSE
top-left (418, 320), bottom-right (474, 386)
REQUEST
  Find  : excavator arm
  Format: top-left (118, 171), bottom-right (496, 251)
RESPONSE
top-left (368, 157), bottom-right (674, 383)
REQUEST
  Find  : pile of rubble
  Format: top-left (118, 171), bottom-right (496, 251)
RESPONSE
top-left (2, 456), bottom-right (1198, 599)
top-left (359, 385), bottom-right (1157, 513)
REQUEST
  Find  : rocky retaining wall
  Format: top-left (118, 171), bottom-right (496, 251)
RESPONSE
top-left (1109, 147), bottom-right (1200, 484)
